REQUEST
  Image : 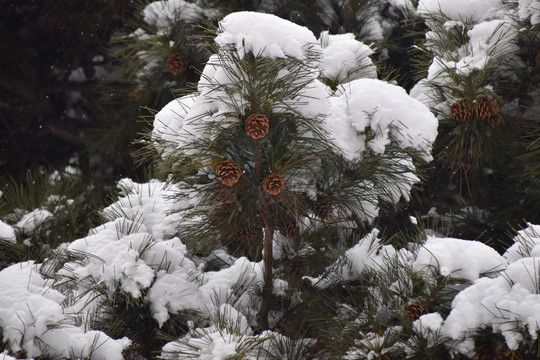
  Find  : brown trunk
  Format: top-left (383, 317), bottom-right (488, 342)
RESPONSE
top-left (253, 136), bottom-right (274, 329)
top-left (258, 222), bottom-right (274, 329)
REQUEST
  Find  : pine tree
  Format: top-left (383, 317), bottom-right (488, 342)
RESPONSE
top-left (408, 0), bottom-right (532, 248)
top-left (146, 8), bottom-right (436, 337)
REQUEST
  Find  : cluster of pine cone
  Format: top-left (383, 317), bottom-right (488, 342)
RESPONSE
top-left (449, 96), bottom-right (502, 127)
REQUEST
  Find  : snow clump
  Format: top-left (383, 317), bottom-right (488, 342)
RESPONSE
top-left (215, 11), bottom-right (319, 60)
top-left (413, 236), bottom-right (506, 280)
top-left (318, 31), bottom-right (377, 84)
top-left (0, 261), bottom-right (129, 359)
top-left (441, 223), bottom-right (540, 351)
top-left (0, 220), bottom-right (16, 243)
top-left (326, 78), bottom-right (438, 162)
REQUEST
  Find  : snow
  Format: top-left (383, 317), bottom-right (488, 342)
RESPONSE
top-left (0, 220), bottom-right (16, 243)
top-left (102, 178), bottom-right (184, 240)
top-left (413, 312), bottom-right (444, 335)
top-left (504, 222), bottom-right (540, 262)
top-left (0, 261), bottom-right (64, 357)
top-left (308, 229), bottom-right (414, 288)
top-left (49, 178), bottom-right (269, 332)
top-left (59, 179), bottom-right (187, 299)
top-left (417, 0), bottom-right (508, 23)
top-left (389, 0), bottom-right (414, 9)
top-left (66, 227), bottom-right (157, 298)
top-left (148, 256), bottom-right (263, 327)
top-left (504, 257), bottom-right (540, 292)
top-left (325, 78), bottom-right (438, 162)
top-left (143, 0), bottom-right (203, 35)
top-left (215, 12), bottom-right (319, 60)
top-left (67, 67), bottom-right (87, 82)
top-left (152, 94), bottom-right (197, 158)
top-left (308, 229), bottom-right (382, 288)
top-left (0, 261), bottom-right (128, 359)
top-left (6, 8), bottom-right (537, 358)
top-left (15, 208), bottom-right (53, 233)
top-left (451, 19), bottom-right (517, 76)
top-left (412, 0), bottom-right (520, 119)
top-left (519, 0), bottom-right (540, 25)
top-left (441, 225), bottom-right (540, 350)
top-left (0, 351), bottom-right (16, 360)
top-left (441, 275), bottom-right (540, 350)
top-left (413, 236), bottom-right (506, 280)
top-left (274, 78), bottom-right (330, 119)
top-left (318, 31), bottom-right (376, 84)
top-left (161, 325), bottom-right (302, 360)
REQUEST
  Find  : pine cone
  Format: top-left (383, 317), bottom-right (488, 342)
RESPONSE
top-left (496, 346), bottom-right (522, 360)
top-left (474, 344), bottom-right (496, 360)
top-left (279, 221), bottom-right (299, 238)
top-left (215, 160), bottom-right (242, 186)
top-left (405, 300), bottom-right (428, 322)
top-left (449, 98), bottom-right (473, 121)
top-left (313, 198), bottom-right (333, 220)
top-left (166, 53), bottom-right (189, 75)
top-left (287, 256), bottom-right (308, 277)
top-left (475, 96), bottom-right (501, 126)
top-left (231, 227), bottom-right (257, 241)
top-left (263, 173), bottom-right (285, 195)
top-left (245, 113), bottom-right (269, 139)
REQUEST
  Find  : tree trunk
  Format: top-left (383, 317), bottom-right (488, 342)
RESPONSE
top-left (258, 223), bottom-right (274, 329)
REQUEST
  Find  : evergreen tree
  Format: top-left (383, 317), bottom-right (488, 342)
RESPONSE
top-left (147, 7), bottom-right (436, 335)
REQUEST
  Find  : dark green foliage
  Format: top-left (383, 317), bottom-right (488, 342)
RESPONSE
top-left (0, 170), bottom-right (105, 269)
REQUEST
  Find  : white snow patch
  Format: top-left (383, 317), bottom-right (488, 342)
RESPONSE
top-left (441, 275), bottom-right (540, 350)
top-left (518, 0), bottom-right (540, 25)
top-left (414, 312), bottom-right (444, 334)
top-left (16, 208), bottom-right (53, 233)
top-left (152, 94), bottom-right (197, 158)
top-left (0, 261), bottom-right (128, 359)
top-left (417, 0), bottom-right (508, 22)
top-left (318, 31), bottom-right (376, 84)
top-left (0, 220), bottom-right (16, 243)
top-left (325, 78), bottom-right (438, 162)
top-left (215, 12), bottom-right (319, 60)
top-left (68, 67), bottom-right (87, 82)
top-left (413, 236), bottom-right (506, 281)
top-left (143, 0), bottom-right (203, 36)
top-left (504, 223), bottom-right (540, 262)
top-left (148, 257), bottom-right (263, 326)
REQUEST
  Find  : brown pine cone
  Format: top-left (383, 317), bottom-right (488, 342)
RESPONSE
top-left (245, 113), bottom-right (269, 139)
top-left (166, 53), bottom-right (189, 75)
top-left (405, 300), bottom-right (428, 322)
top-left (279, 221), bottom-right (300, 238)
top-left (287, 256), bottom-right (308, 277)
top-left (215, 160), bottom-right (242, 186)
top-left (496, 346), bottom-right (522, 360)
top-left (475, 96), bottom-right (500, 118)
top-left (231, 227), bottom-right (257, 241)
top-left (449, 98), bottom-right (474, 121)
top-left (313, 198), bottom-right (333, 220)
top-left (263, 173), bottom-right (285, 195)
